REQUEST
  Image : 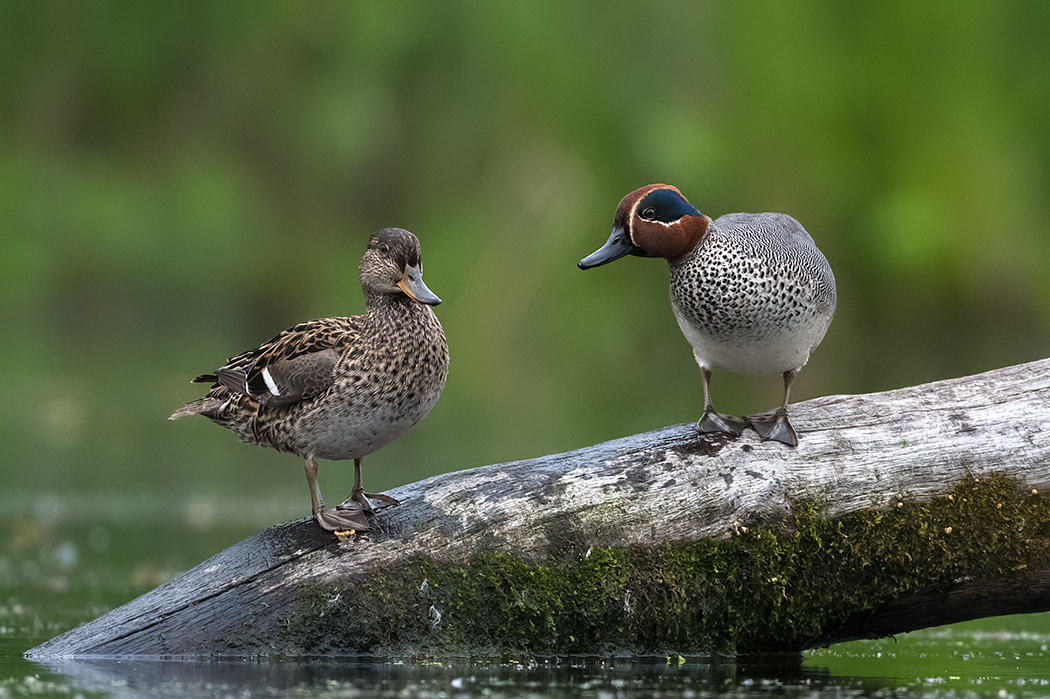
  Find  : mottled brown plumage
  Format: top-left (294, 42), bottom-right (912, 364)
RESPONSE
top-left (171, 228), bottom-right (449, 533)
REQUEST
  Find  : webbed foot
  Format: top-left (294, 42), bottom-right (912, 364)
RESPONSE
top-left (339, 488), bottom-right (400, 516)
top-left (747, 408), bottom-right (798, 447)
top-left (697, 408), bottom-right (747, 438)
top-left (314, 503), bottom-right (372, 533)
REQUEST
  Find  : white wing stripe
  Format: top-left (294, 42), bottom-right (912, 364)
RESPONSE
top-left (261, 367), bottom-right (281, 396)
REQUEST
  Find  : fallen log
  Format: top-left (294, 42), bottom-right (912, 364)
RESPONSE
top-left (28, 358), bottom-right (1050, 658)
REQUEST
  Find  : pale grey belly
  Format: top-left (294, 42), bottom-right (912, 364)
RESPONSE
top-left (673, 305), bottom-right (831, 375)
top-left (285, 390), bottom-right (441, 461)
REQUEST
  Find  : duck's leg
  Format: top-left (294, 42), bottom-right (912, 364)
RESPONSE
top-left (338, 458), bottom-right (400, 515)
top-left (305, 455), bottom-right (371, 532)
top-left (748, 370), bottom-right (799, 447)
top-left (697, 368), bottom-right (747, 437)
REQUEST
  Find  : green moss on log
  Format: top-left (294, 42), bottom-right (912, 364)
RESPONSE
top-left (287, 473), bottom-right (1050, 656)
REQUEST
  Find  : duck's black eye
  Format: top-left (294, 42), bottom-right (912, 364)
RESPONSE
top-left (637, 188), bottom-right (702, 223)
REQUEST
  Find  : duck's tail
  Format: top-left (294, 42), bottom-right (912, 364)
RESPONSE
top-left (169, 396), bottom-right (225, 420)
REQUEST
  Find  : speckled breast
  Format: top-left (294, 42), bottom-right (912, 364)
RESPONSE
top-left (260, 310), bottom-right (449, 462)
top-left (668, 212), bottom-right (836, 375)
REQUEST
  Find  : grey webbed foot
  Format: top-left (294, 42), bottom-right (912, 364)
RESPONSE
top-left (305, 455), bottom-right (372, 534)
top-left (697, 408), bottom-right (748, 438)
top-left (338, 457), bottom-right (401, 518)
top-left (339, 488), bottom-right (400, 516)
top-left (747, 408), bottom-right (798, 447)
top-left (314, 503), bottom-right (372, 533)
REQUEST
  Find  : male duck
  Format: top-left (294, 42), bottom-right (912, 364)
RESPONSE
top-left (171, 227), bottom-right (449, 532)
top-left (579, 184), bottom-right (835, 446)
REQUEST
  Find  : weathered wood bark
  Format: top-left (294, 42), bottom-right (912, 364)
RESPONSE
top-left (28, 358), bottom-right (1050, 659)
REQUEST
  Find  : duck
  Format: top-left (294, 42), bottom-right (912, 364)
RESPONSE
top-left (578, 184), bottom-right (835, 446)
top-left (170, 227), bottom-right (449, 532)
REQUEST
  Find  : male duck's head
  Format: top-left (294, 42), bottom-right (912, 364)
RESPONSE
top-left (578, 184), bottom-right (710, 269)
top-left (361, 227), bottom-right (442, 305)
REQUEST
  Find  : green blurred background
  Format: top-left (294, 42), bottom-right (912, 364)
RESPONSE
top-left (2, 1), bottom-right (1049, 524)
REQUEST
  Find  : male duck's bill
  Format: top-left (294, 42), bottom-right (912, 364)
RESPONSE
top-left (577, 227), bottom-right (644, 269)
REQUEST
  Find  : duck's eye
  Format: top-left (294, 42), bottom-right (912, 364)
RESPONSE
top-left (640, 207), bottom-right (657, 221)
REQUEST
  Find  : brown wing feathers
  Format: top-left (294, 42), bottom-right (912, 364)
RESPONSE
top-left (172, 316), bottom-right (360, 417)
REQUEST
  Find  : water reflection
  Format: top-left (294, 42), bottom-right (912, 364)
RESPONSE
top-left (14, 645), bottom-right (1050, 699)
top-left (38, 655), bottom-right (823, 698)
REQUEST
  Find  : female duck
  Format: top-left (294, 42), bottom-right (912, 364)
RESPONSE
top-left (579, 184), bottom-right (835, 446)
top-left (172, 227), bottom-right (449, 532)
